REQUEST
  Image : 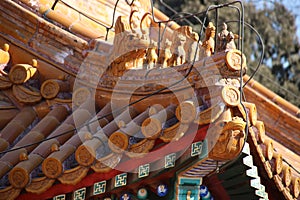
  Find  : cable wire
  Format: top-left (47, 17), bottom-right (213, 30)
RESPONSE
top-left (206, 0), bottom-right (249, 175)
top-left (0, 2), bottom-right (230, 159)
top-left (0, 1), bottom-right (266, 180)
top-left (0, 0), bottom-right (211, 156)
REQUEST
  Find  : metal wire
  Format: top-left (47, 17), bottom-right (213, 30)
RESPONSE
top-left (50, 0), bottom-right (120, 40)
top-left (51, 0), bottom-right (59, 10)
top-left (205, 0), bottom-right (249, 176)
top-left (0, 1), bottom-right (265, 178)
top-left (0, 0), bottom-right (210, 156)
top-left (0, 2), bottom-right (199, 154)
top-left (125, 0), bottom-right (135, 6)
top-left (8, 0), bottom-right (300, 179)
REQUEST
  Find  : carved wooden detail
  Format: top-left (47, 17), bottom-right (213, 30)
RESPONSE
top-left (50, 143), bottom-right (59, 153)
top-left (176, 26), bottom-right (199, 63)
top-left (252, 121), bottom-right (265, 144)
top-left (0, 1), bottom-right (283, 199)
top-left (260, 139), bottom-right (274, 161)
top-left (141, 118), bottom-right (162, 139)
top-left (141, 105), bottom-right (175, 139)
top-left (8, 167), bottom-right (29, 189)
top-left (144, 41), bottom-right (158, 69)
top-left (58, 166), bottom-right (89, 185)
top-left (281, 164), bottom-right (292, 187)
top-left (1, 1), bottom-right (293, 200)
top-left (274, 174), bottom-right (285, 192)
top-left (209, 116), bottom-right (246, 160)
top-left (160, 123), bottom-right (189, 143)
top-left (175, 100), bottom-right (197, 123)
top-left (106, 1), bottom-right (207, 77)
top-left (0, 43), bottom-right (10, 75)
top-left (73, 87), bottom-right (91, 107)
top-left (237, 102), bottom-right (257, 126)
top-left (109, 2), bottom-right (152, 76)
top-left (169, 34), bottom-right (187, 66)
top-left (290, 177), bottom-right (300, 198)
top-left (282, 187), bottom-right (294, 200)
top-left (91, 153), bottom-right (122, 173)
top-left (8, 59), bottom-right (37, 84)
top-left (0, 186), bottom-right (21, 200)
top-left (41, 79), bottom-right (70, 99)
top-left (221, 85), bottom-right (240, 107)
top-left (254, 141), bottom-right (266, 162)
top-left (225, 49), bottom-right (246, 71)
top-left (264, 161), bottom-right (274, 179)
top-left (108, 132), bottom-right (129, 153)
top-left (269, 152), bottom-right (283, 175)
top-left (200, 22), bottom-right (216, 57)
top-left (9, 154), bottom-right (44, 189)
top-left (75, 145), bottom-right (96, 167)
top-left (12, 85), bottom-right (42, 104)
top-left (42, 157), bottom-right (63, 179)
top-left (157, 39), bottom-right (172, 68)
top-left (194, 103), bottom-right (225, 125)
top-left (19, 152), bottom-right (28, 161)
top-left (216, 23), bottom-right (240, 52)
top-left (126, 139), bottom-right (156, 158)
top-left (25, 177), bottom-right (55, 194)
top-left (216, 23), bottom-right (230, 52)
top-left (0, 75), bottom-right (12, 89)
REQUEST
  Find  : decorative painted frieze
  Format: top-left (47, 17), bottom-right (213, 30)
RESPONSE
top-left (93, 180), bottom-right (106, 195)
top-left (115, 173), bottom-right (127, 187)
top-left (165, 153), bottom-right (176, 169)
top-left (138, 164), bottom-right (150, 178)
top-left (73, 188), bottom-right (86, 200)
top-left (191, 141), bottom-right (203, 157)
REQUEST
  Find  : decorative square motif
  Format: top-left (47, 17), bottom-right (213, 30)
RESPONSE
top-left (93, 181), bottom-right (106, 195)
top-left (53, 194), bottom-right (66, 200)
top-left (191, 141), bottom-right (203, 157)
top-left (138, 164), bottom-right (150, 178)
top-left (74, 188), bottom-right (86, 200)
top-left (165, 153), bottom-right (176, 168)
top-left (115, 173), bottom-right (127, 187)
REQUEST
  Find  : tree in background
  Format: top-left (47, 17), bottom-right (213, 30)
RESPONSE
top-left (155, 0), bottom-right (300, 106)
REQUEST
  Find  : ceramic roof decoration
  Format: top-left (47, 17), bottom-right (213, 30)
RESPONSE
top-left (137, 187), bottom-right (148, 199)
top-left (0, 0), bottom-right (299, 200)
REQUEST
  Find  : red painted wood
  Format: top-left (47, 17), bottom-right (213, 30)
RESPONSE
top-left (17, 125), bottom-right (208, 200)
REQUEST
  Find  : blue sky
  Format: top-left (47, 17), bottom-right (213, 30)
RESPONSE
top-left (281, 0), bottom-right (300, 40)
top-left (249, 0), bottom-right (300, 41)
